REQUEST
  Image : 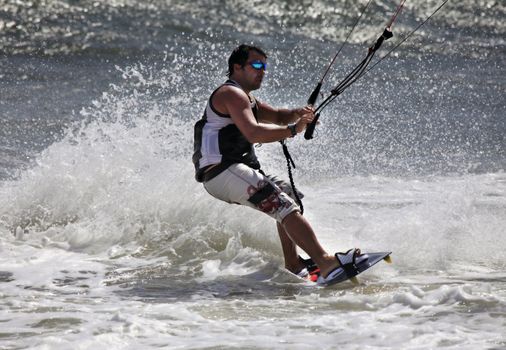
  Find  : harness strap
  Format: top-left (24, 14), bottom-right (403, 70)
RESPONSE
top-left (201, 162), bottom-right (232, 182)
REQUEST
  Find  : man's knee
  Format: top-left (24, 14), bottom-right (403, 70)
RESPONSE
top-left (246, 180), bottom-right (300, 222)
top-left (281, 210), bottom-right (301, 225)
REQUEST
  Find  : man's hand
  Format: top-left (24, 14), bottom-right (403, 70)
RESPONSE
top-left (294, 106), bottom-right (315, 134)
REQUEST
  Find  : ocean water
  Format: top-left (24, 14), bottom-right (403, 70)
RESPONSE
top-left (1, 0), bottom-right (505, 349)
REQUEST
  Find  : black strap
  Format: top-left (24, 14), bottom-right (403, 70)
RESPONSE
top-left (247, 182), bottom-right (276, 205)
top-left (341, 263), bottom-right (356, 278)
top-left (201, 162), bottom-right (232, 182)
top-left (299, 255), bottom-right (318, 273)
top-left (335, 250), bottom-right (359, 278)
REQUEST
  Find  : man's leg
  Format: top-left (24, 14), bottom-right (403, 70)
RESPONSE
top-left (277, 222), bottom-right (306, 273)
top-left (281, 211), bottom-right (339, 278)
top-left (203, 164), bottom-right (340, 277)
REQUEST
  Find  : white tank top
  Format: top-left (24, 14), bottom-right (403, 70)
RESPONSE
top-left (196, 80), bottom-right (257, 168)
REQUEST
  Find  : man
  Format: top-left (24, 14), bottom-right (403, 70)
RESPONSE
top-left (193, 44), bottom-right (359, 284)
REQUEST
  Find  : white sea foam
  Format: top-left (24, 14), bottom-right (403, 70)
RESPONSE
top-left (1, 135), bottom-right (505, 349)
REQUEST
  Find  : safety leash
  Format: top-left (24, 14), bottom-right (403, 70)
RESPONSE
top-left (280, 140), bottom-right (304, 214)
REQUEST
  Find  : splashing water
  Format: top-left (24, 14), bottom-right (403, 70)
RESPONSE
top-left (1, 1), bottom-right (505, 349)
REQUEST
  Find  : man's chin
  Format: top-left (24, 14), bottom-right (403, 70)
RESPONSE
top-left (252, 81), bottom-right (262, 90)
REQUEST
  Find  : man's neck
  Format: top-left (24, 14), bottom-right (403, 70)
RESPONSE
top-left (228, 77), bottom-right (250, 94)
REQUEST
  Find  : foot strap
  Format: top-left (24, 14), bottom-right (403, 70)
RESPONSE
top-left (298, 255), bottom-right (319, 273)
top-left (335, 249), bottom-right (361, 278)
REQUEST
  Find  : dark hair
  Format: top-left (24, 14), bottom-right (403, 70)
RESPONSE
top-left (227, 44), bottom-right (267, 77)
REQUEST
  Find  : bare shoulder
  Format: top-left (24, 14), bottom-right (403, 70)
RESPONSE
top-left (215, 85), bottom-right (250, 102)
top-left (213, 85), bottom-right (251, 113)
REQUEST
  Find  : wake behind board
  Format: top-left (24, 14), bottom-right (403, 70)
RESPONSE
top-left (298, 251), bottom-right (392, 287)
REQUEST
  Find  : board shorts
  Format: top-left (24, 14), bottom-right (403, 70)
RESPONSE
top-left (203, 163), bottom-right (303, 223)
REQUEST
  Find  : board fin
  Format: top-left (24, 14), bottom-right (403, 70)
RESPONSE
top-left (349, 276), bottom-right (360, 285)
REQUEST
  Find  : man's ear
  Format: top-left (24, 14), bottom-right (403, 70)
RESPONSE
top-left (234, 62), bottom-right (244, 73)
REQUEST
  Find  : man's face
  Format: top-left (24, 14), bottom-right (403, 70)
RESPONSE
top-left (240, 50), bottom-right (266, 91)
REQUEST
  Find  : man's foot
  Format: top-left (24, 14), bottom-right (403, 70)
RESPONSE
top-left (286, 261), bottom-right (307, 276)
top-left (285, 256), bottom-right (309, 277)
top-left (286, 256), bottom-right (320, 277)
top-left (319, 248), bottom-right (363, 278)
top-left (319, 256), bottom-right (341, 278)
top-left (316, 249), bottom-right (366, 286)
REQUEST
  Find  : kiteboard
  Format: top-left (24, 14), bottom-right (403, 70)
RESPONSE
top-left (298, 251), bottom-right (392, 286)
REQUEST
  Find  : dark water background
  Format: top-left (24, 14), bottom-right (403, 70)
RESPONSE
top-left (1, 0), bottom-right (504, 179)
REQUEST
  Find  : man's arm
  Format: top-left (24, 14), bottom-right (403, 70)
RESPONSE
top-left (213, 87), bottom-right (313, 143)
top-left (256, 100), bottom-right (311, 126)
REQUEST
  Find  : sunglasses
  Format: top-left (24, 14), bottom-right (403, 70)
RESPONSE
top-left (248, 60), bottom-right (267, 71)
